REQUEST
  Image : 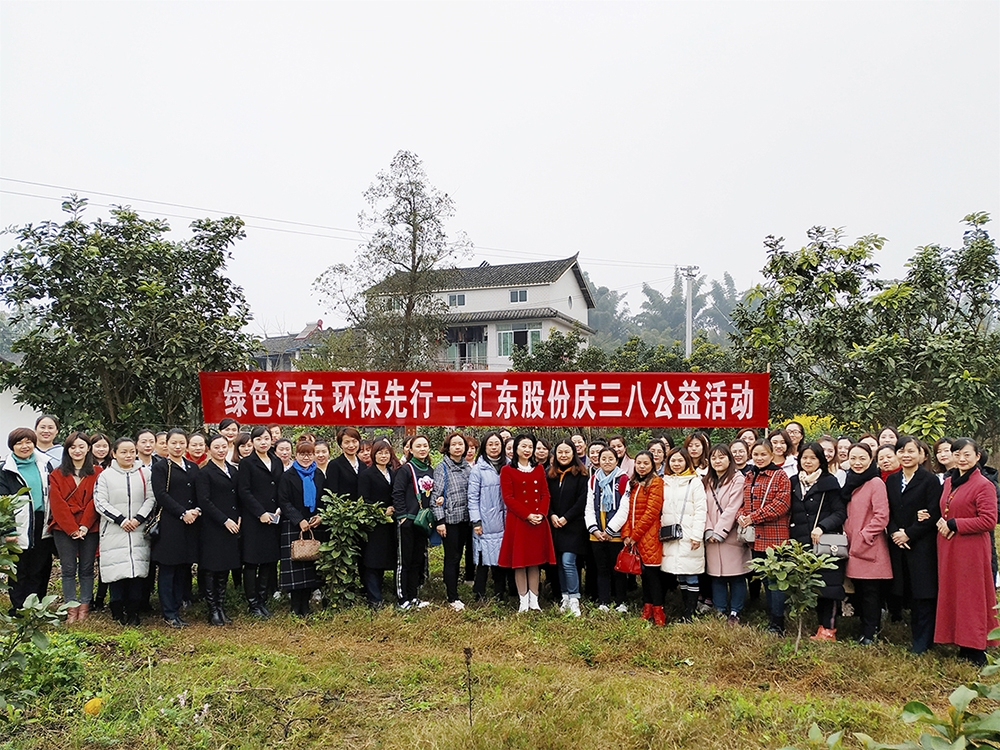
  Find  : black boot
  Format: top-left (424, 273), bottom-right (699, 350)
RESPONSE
top-left (110, 600), bottom-right (127, 626)
top-left (206, 573), bottom-right (225, 626)
top-left (243, 564), bottom-right (262, 616)
top-left (254, 567), bottom-right (272, 618)
top-left (681, 590), bottom-right (698, 622)
top-left (125, 599), bottom-right (141, 627)
top-left (216, 572), bottom-right (232, 624)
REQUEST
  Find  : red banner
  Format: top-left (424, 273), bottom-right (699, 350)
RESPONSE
top-left (200, 371), bottom-right (769, 428)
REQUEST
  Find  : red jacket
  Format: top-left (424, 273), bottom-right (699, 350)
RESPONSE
top-left (48, 467), bottom-right (102, 534)
top-left (742, 465), bottom-right (791, 551)
top-left (621, 476), bottom-right (664, 566)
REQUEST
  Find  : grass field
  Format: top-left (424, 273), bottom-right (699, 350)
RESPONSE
top-left (2, 549), bottom-right (989, 750)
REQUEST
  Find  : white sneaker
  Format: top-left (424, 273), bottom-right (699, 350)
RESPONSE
top-left (615, 603), bottom-right (628, 614)
top-left (559, 594), bottom-right (569, 613)
top-left (527, 591), bottom-right (541, 611)
top-left (597, 604), bottom-right (610, 612)
top-left (416, 600), bottom-right (431, 609)
top-left (399, 600), bottom-right (412, 610)
top-left (568, 598), bottom-right (582, 617)
top-left (449, 600), bottom-right (465, 612)
top-left (518, 593), bottom-right (530, 613)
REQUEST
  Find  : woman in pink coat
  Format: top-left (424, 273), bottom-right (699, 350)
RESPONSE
top-left (843, 443), bottom-right (892, 645)
top-left (934, 438), bottom-right (999, 666)
top-left (703, 445), bottom-right (748, 624)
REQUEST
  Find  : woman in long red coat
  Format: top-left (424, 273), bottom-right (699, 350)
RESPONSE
top-left (621, 451), bottom-right (665, 625)
top-left (934, 438), bottom-right (999, 665)
top-left (499, 433), bottom-right (555, 612)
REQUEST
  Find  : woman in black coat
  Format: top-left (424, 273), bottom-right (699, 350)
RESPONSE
top-left (885, 435), bottom-right (940, 653)
top-left (195, 434), bottom-right (242, 626)
top-left (277, 440), bottom-right (326, 616)
top-left (237, 426), bottom-right (284, 617)
top-left (392, 435), bottom-right (434, 609)
top-left (325, 427), bottom-right (363, 501)
top-left (546, 440), bottom-right (588, 611)
top-left (357, 439), bottom-right (397, 608)
top-left (151, 429), bottom-right (201, 628)
top-left (788, 442), bottom-right (847, 641)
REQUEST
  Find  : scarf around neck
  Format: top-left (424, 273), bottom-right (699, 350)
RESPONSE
top-left (294, 461), bottom-right (318, 512)
top-left (595, 466), bottom-right (623, 511)
top-left (798, 468), bottom-right (822, 494)
top-left (409, 456), bottom-right (431, 472)
top-left (842, 462), bottom-right (880, 503)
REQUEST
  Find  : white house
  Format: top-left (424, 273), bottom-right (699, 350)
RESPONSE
top-left (431, 254), bottom-right (596, 371)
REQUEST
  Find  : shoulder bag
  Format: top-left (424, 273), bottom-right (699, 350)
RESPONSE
top-left (143, 465), bottom-right (161, 542)
top-left (737, 472), bottom-right (778, 545)
top-left (659, 479), bottom-right (692, 542)
top-left (811, 492), bottom-right (849, 559)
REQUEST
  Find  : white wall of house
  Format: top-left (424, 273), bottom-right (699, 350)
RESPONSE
top-left (436, 269), bottom-right (591, 327)
top-left (0, 388), bottom-right (43, 437)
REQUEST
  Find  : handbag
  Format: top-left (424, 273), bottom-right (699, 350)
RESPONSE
top-left (408, 464), bottom-right (436, 538)
top-left (290, 529), bottom-right (321, 562)
top-left (737, 472), bottom-right (778, 545)
top-left (142, 466), bottom-right (161, 541)
top-left (615, 545), bottom-right (643, 575)
top-left (811, 492), bottom-right (849, 558)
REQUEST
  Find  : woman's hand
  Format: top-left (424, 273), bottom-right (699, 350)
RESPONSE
top-left (308, 515), bottom-right (321, 529)
top-left (473, 524), bottom-right (483, 536)
top-left (224, 519), bottom-right (240, 534)
top-left (181, 510), bottom-right (197, 525)
top-left (891, 530), bottom-right (910, 548)
top-left (385, 506), bottom-right (394, 516)
top-left (621, 536), bottom-right (634, 547)
top-left (936, 517), bottom-right (954, 539)
top-left (436, 524), bottom-right (447, 538)
top-left (527, 513), bottom-right (543, 526)
top-left (259, 512), bottom-right (272, 524)
top-left (550, 514), bottom-right (566, 528)
top-left (121, 518), bottom-right (139, 532)
top-left (737, 515), bottom-right (751, 528)
top-left (916, 509), bottom-right (931, 522)
top-left (435, 495), bottom-right (445, 507)
top-left (299, 519), bottom-right (311, 532)
top-left (810, 527), bottom-right (823, 545)
top-left (594, 529), bottom-right (608, 541)
top-left (690, 539), bottom-right (701, 551)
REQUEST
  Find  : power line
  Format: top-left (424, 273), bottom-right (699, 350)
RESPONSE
top-left (0, 177), bottom-right (684, 270)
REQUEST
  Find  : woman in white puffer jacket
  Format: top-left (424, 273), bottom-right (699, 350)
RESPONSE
top-left (94, 437), bottom-right (155, 626)
top-left (659, 446), bottom-right (707, 622)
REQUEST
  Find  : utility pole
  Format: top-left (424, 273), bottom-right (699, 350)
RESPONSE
top-left (679, 265), bottom-right (700, 359)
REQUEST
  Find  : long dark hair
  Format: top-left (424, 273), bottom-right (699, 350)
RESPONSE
top-left (476, 431), bottom-right (508, 469)
top-left (705, 444), bottom-right (736, 490)
top-left (548, 439), bottom-right (586, 478)
top-left (58, 431), bottom-right (95, 477)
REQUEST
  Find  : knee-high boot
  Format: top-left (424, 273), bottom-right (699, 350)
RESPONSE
top-left (216, 571), bottom-right (232, 624)
top-left (243, 564), bottom-right (262, 616)
top-left (255, 566), bottom-right (272, 618)
top-left (206, 572), bottom-right (225, 626)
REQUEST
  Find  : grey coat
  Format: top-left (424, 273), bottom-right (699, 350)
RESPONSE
top-left (432, 456), bottom-right (472, 525)
top-left (94, 462), bottom-right (156, 582)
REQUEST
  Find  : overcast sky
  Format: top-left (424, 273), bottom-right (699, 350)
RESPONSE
top-left (2, 1), bottom-right (997, 337)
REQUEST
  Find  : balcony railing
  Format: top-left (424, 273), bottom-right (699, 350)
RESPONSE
top-left (437, 355), bottom-right (490, 371)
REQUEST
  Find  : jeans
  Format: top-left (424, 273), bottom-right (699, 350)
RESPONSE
top-left (362, 566), bottom-right (386, 607)
top-left (52, 529), bottom-right (99, 604)
top-left (158, 563), bottom-right (188, 621)
top-left (558, 552), bottom-right (580, 598)
top-left (710, 575), bottom-right (747, 615)
top-left (752, 550), bottom-right (785, 623)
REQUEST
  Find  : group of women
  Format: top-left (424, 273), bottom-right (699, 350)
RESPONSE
top-left (1, 416), bottom-right (996, 665)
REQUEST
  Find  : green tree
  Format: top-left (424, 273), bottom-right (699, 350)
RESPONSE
top-left (583, 270), bottom-right (637, 350)
top-left (313, 151), bottom-right (470, 371)
top-left (0, 196), bottom-right (257, 434)
top-left (731, 216), bottom-right (1000, 441)
top-left (293, 328), bottom-right (373, 372)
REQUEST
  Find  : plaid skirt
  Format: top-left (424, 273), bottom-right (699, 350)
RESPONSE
top-left (279, 520), bottom-right (319, 592)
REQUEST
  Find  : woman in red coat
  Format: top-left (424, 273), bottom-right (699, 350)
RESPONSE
top-left (499, 433), bottom-right (555, 612)
top-left (48, 432), bottom-right (101, 622)
top-left (934, 438), bottom-right (999, 665)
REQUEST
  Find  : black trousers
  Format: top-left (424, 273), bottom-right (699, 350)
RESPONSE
top-left (10, 512), bottom-right (54, 611)
top-left (591, 541), bottom-right (626, 606)
top-left (396, 522), bottom-right (427, 604)
top-left (640, 564), bottom-right (664, 607)
top-left (853, 579), bottom-right (883, 639)
top-left (816, 597), bottom-right (837, 630)
top-left (441, 522), bottom-right (470, 603)
top-left (910, 598), bottom-right (936, 654)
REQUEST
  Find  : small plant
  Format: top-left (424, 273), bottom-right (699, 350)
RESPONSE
top-left (0, 489), bottom-right (77, 713)
top-left (316, 490), bottom-right (393, 607)
top-left (747, 540), bottom-right (839, 653)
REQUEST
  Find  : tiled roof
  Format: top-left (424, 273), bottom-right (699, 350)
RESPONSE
top-left (442, 307), bottom-right (596, 334)
top-left (371, 254), bottom-right (596, 308)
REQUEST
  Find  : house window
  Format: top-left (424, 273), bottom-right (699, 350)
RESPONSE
top-left (509, 289), bottom-right (527, 304)
top-left (448, 293), bottom-right (466, 307)
top-left (496, 322), bottom-right (542, 357)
